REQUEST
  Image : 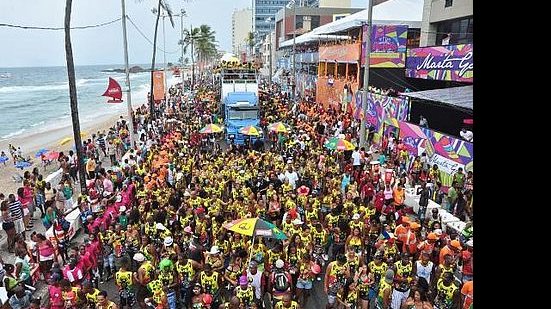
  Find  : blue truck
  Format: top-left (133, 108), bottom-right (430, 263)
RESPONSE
top-left (220, 68), bottom-right (262, 144)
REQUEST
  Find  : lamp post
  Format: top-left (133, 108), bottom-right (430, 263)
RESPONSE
top-left (359, 0), bottom-right (374, 148)
top-left (178, 9), bottom-right (187, 85)
top-left (120, 0), bottom-right (135, 146)
top-left (265, 17), bottom-right (274, 89)
top-left (292, 0), bottom-right (297, 108)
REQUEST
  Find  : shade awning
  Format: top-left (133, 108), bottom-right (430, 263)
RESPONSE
top-left (401, 86), bottom-right (473, 111)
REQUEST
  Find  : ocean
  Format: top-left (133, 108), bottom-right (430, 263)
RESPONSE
top-left (0, 64), bottom-right (175, 140)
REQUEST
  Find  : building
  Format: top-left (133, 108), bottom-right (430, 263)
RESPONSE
top-left (319, 0), bottom-right (351, 8)
top-left (419, 0), bottom-right (473, 46)
top-left (253, 0), bottom-right (291, 46)
top-left (232, 8), bottom-right (253, 56)
top-left (274, 6), bottom-right (362, 49)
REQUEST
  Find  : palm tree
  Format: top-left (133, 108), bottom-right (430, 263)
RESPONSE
top-left (148, 0), bottom-right (174, 117)
top-left (184, 25), bottom-right (217, 85)
top-left (246, 31), bottom-right (255, 60)
top-left (64, 0), bottom-right (87, 192)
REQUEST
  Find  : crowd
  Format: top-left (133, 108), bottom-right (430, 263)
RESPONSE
top-left (0, 75), bottom-right (473, 309)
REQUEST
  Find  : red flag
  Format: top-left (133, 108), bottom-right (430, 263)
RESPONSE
top-left (102, 77), bottom-right (123, 103)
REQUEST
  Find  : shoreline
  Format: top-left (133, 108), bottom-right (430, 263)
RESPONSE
top-left (0, 112), bottom-right (127, 194)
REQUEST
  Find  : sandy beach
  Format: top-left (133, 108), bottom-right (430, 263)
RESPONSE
top-left (0, 113), bottom-right (124, 194)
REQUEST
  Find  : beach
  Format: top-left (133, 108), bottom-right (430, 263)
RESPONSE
top-left (0, 113), bottom-right (123, 194)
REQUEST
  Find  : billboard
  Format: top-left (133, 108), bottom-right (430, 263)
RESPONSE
top-left (361, 24), bottom-right (409, 68)
top-left (319, 43), bottom-right (361, 62)
top-left (353, 91), bottom-right (409, 140)
top-left (152, 71), bottom-right (165, 101)
top-left (405, 44), bottom-right (473, 83)
top-left (399, 121), bottom-right (474, 186)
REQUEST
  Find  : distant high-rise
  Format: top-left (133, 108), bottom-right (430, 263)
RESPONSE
top-left (232, 8), bottom-right (253, 56)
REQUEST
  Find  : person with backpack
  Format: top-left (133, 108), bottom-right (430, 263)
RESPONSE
top-left (270, 259), bottom-right (292, 307)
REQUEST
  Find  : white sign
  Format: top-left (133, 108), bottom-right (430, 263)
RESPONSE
top-left (428, 153), bottom-right (464, 175)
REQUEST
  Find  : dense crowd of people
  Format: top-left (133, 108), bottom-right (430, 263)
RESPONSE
top-left (0, 75), bottom-right (473, 309)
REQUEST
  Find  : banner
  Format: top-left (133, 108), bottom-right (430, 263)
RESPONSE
top-left (358, 92), bottom-right (409, 138)
top-left (398, 121), bottom-right (474, 186)
top-left (361, 24), bottom-right (408, 68)
top-left (405, 44), bottom-right (473, 83)
top-left (153, 71), bottom-right (165, 101)
top-left (319, 43), bottom-right (360, 62)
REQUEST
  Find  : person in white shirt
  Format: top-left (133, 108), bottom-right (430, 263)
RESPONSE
top-left (284, 166), bottom-right (299, 189)
top-left (352, 147), bottom-right (362, 169)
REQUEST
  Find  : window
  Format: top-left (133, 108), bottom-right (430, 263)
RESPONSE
top-left (228, 108), bottom-right (258, 120)
top-left (445, 0), bottom-right (453, 7)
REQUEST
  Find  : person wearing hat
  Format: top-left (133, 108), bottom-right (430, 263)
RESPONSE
top-left (459, 239), bottom-right (473, 283)
top-left (417, 233), bottom-right (438, 257)
top-left (161, 236), bottom-right (181, 259)
top-left (118, 206), bottom-right (129, 230)
top-left (377, 269), bottom-right (394, 309)
top-left (234, 275), bottom-right (255, 307)
top-left (439, 239), bottom-right (462, 266)
top-left (204, 246), bottom-right (224, 273)
top-left (133, 252), bottom-right (154, 308)
top-left (270, 259), bottom-right (292, 305)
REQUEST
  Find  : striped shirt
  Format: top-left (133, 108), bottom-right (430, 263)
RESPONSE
top-left (8, 200), bottom-right (23, 220)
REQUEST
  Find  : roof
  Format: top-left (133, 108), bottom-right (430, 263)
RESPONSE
top-left (312, 0), bottom-right (423, 35)
top-left (225, 92), bottom-right (258, 105)
top-left (401, 86), bottom-right (473, 111)
top-left (279, 34), bottom-right (350, 48)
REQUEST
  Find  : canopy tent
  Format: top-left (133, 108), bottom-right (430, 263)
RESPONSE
top-left (312, 0), bottom-right (423, 35)
top-left (279, 34), bottom-right (350, 48)
top-left (400, 86), bottom-right (473, 111)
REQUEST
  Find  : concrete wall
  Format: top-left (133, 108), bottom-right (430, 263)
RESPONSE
top-left (429, 0), bottom-right (473, 23)
top-left (420, 0), bottom-right (472, 47)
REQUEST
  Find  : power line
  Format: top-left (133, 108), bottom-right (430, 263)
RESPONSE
top-left (126, 15), bottom-right (180, 54)
top-left (0, 18), bottom-right (121, 30)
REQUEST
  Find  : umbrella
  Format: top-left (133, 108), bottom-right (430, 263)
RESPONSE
top-left (224, 217), bottom-right (287, 264)
top-left (35, 148), bottom-right (49, 158)
top-left (324, 137), bottom-right (355, 151)
top-left (15, 161), bottom-right (32, 169)
top-left (268, 122), bottom-right (291, 133)
top-left (59, 132), bottom-right (87, 146)
top-left (0, 157), bottom-right (8, 163)
top-left (199, 124), bottom-right (223, 134)
top-left (239, 125), bottom-right (261, 136)
top-left (44, 151), bottom-right (60, 161)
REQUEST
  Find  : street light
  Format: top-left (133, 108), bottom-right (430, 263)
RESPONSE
top-left (286, 0), bottom-right (297, 109)
top-left (265, 17), bottom-right (274, 89)
top-left (359, 0), bottom-right (374, 148)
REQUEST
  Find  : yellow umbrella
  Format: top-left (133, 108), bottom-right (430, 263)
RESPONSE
top-left (59, 132), bottom-right (87, 146)
top-left (199, 124), bottom-right (223, 134)
top-left (268, 122), bottom-right (291, 133)
top-left (239, 125), bottom-right (261, 136)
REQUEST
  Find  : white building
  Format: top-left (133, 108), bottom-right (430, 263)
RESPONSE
top-left (420, 0), bottom-right (473, 46)
top-left (232, 8), bottom-right (253, 56)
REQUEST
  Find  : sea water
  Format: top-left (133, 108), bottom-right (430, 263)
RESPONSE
top-left (0, 64), bottom-right (173, 140)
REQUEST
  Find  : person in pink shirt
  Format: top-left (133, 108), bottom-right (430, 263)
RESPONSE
top-left (62, 258), bottom-right (83, 284)
top-left (47, 278), bottom-right (64, 309)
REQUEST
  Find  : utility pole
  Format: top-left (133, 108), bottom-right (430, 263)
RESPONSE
top-left (121, 0), bottom-right (135, 147)
top-left (292, 0), bottom-right (297, 108)
top-left (190, 24), bottom-right (195, 91)
top-left (180, 9), bottom-right (185, 85)
top-left (266, 17), bottom-right (273, 89)
top-left (359, 0), bottom-right (374, 148)
top-left (162, 14), bottom-right (168, 99)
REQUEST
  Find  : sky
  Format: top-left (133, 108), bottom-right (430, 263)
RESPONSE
top-left (0, 0), bottom-right (385, 68)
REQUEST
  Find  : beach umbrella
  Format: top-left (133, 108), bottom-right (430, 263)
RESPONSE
top-left (324, 137), bottom-right (355, 151)
top-left (0, 157), bottom-right (8, 163)
top-left (268, 122), bottom-right (291, 133)
top-left (44, 151), bottom-right (60, 161)
top-left (239, 125), bottom-right (261, 136)
top-left (199, 124), bottom-right (223, 134)
top-left (223, 217), bottom-right (287, 265)
top-left (35, 148), bottom-right (49, 158)
top-left (223, 217), bottom-right (286, 240)
top-left (15, 161), bottom-right (32, 169)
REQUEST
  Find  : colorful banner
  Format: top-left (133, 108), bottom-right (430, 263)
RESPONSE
top-left (405, 44), bottom-right (473, 83)
top-left (361, 24), bottom-right (408, 68)
top-left (398, 121), bottom-right (474, 186)
top-left (316, 76), bottom-right (358, 111)
top-left (319, 43), bottom-right (361, 63)
top-left (360, 92), bottom-right (409, 138)
top-left (152, 70), bottom-right (165, 101)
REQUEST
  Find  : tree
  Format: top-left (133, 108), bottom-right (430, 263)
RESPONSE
top-left (184, 24), bottom-right (217, 85)
top-left (147, 0), bottom-right (174, 117)
top-left (64, 0), bottom-right (87, 193)
top-left (246, 31), bottom-right (255, 60)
